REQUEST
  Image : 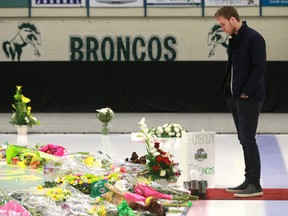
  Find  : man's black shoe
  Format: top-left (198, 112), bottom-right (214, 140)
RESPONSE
top-left (226, 178), bottom-right (249, 193)
top-left (234, 183), bottom-right (263, 198)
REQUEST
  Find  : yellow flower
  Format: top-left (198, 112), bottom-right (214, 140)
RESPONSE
top-left (21, 95), bottom-right (31, 103)
top-left (27, 106), bottom-right (32, 115)
top-left (53, 194), bottom-right (59, 201)
top-left (89, 206), bottom-right (98, 215)
top-left (47, 187), bottom-right (71, 202)
top-left (145, 196), bottom-right (154, 206)
top-left (98, 205), bottom-right (106, 216)
top-left (37, 185), bottom-right (43, 190)
top-left (107, 173), bottom-right (121, 181)
top-left (17, 161), bottom-right (26, 168)
top-left (136, 176), bottom-right (152, 185)
top-left (95, 197), bottom-right (101, 203)
top-left (83, 156), bottom-right (95, 166)
top-left (16, 85), bottom-right (22, 90)
top-left (102, 192), bottom-right (113, 202)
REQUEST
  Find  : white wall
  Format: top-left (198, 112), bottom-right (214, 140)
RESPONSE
top-left (0, 7), bottom-right (287, 61)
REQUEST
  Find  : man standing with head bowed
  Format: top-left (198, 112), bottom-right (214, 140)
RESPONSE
top-left (214, 6), bottom-right (267, 198)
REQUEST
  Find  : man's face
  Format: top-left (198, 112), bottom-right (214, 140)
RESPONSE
top-left (217, 16), bottom-right (237, 36)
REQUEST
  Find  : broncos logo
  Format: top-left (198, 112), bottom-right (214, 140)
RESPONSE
top-left (2, 23), bottom-right (41, 61)
top-left (207, 24), bottom-right (228, 58)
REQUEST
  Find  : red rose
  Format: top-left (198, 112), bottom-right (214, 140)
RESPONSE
top-left (154, 142), bottom-right (160, 149)
top-left (163, 157), bottom-right (171, 165)
top-left (156, 155), bottom-right (163, 162)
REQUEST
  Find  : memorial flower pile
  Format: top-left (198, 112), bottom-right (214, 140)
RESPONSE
top-left (0, 141), bottom-right (197, 215)
top-left (138, 118), bottom-right (182, 182)
top-left (10, 85), bottom-right (40, 128)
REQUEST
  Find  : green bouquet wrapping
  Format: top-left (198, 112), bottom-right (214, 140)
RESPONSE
top-left (5, 144), bottom-right (59, 169)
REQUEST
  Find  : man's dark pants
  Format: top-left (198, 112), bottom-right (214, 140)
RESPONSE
top-left (227, 96), bottom-right (263, 184)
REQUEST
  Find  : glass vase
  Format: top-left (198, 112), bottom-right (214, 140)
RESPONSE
top-left (154, 179), bottom-right (169, 188)
top-left (155, 178), bottom-right (178, 188)
top-left (101, 122), bottom-right (111, 135)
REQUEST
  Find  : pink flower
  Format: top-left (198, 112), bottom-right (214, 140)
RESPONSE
top-left (124, 192), bottom-right (147, 204)
top-left (120, 166), bottom-right (127, 173)
top-left (0, 200), bottom-right (30, 216)
top-left (39, 144), bottom-right (66, 156)
top-left (134, 183), bottom-right (172, 200)
top-left (111, 165), bottom-right (127, 173)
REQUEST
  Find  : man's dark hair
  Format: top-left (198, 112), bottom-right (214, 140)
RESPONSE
top-left (214, 6), bottom-right (240, 22)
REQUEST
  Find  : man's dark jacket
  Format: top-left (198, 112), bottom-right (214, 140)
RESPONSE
top-left (223, 21), bottom-right (266, 101)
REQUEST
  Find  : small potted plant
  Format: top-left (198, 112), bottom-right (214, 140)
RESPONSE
top-left (96, 107), bottom-right (114, 135)
top-left (10, 85), bottom-right (40, 135)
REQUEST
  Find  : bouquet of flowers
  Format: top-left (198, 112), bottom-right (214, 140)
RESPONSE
top-left (46, 172), bottom-right (122, 195)
top-left (138, 118), bottom-right (182, 182)
top-left (5, 144), bottom-right (51, 169)
top-left (96, 107), bottom-right (115, 135)
top-left (150, 123), bottom-right (186, 138)
top-left (46, 187), bottom-right (72, 202)
top-left (37, 144), bottom-right (67, 157)
top-left (10, 85), bottom-right (40, 128)
top-left (145, 141), bottom-right (181, 182)
top-left (96, 107), bottom-right (114, 123)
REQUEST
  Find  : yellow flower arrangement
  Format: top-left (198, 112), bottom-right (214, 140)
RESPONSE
top-left (89, 205), bottom-right (107, 216)
top-left (46, 187), bottom-right (72, 202)
top-left (10, 85), bottom-right (40, 128)
top-left (54, 173), bottom-right (122, 194)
